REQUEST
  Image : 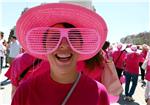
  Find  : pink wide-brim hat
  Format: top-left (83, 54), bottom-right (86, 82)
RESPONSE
top-left (16, 3), bottom-right (108, 61)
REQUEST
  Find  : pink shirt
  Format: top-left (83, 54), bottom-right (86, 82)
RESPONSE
top-left (5, 52), bottom-right (50, 86)
top-left (139, 54), bottom-right (145, 63)
top-left (5, 53), bottom-right (35, 86)
top-left (112, 50), bottom-right (126, 69)
top-left (11, 70), bottom-right (110, 105)
top-left (140, 50), bottom-right (148, 59)
top-left (77, 61), bottom-right (103, 82)
top-left (145, 60), bottom-right (150, 81)
top-left (125, 52), bottom-right (141, 74)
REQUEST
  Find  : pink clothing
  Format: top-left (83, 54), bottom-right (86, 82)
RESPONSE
top-left (5, 52), bottom-right (49, 86)
top-left (5, 53), bottom-right (35, 86)
top-left (141, 50), bottom-right (148, 59)
top-left (139, 53), bottom-right (145, 63)
top-left (112, 50), bottom-right (126, 69)
top-left (125, 52), bottom-right (141, 74)
top-left (77, 61), bottom-right (103, 82)
top-left (77, 61), bottom-right (119, 103)
top-left (11, 70), bottom-right (110, 105)
top-left (145, 60), bottom-right (150, 81)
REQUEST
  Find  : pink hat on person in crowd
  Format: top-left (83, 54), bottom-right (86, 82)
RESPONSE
top-left (131, 45), bottom-right (137, 52)
top-left (16, 3), bottom-right (107, 61)
top-left (117, 43), bottom-right (123, 50)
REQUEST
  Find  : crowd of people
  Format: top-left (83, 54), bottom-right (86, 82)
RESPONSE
top-left (0, 1), bottom-right (150, 105)
top-left (0, 31), bottom-right (21, 72)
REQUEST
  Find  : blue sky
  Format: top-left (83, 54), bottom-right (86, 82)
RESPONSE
top-left (0, 0), bottom-right (149, 43)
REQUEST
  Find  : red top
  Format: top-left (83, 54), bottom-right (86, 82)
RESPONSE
top-left (5, 52), bottom-right (50, 86)
top-left (77, 61), bottom-right (104, 82)
top-left (11, 70), bottom-right (110, 105)
top-left (139, 50), bottom-right (147, 63)
top-left (112, 50), bottom-right (126, 69)
top-left (140, 50), bottom-right (148, 59)
top-left (125, 52), bottom-right (142, 74)
top-left (5, 53), bottom-right (35, 86)
top-left (145, 60), bottom-right (150, 81)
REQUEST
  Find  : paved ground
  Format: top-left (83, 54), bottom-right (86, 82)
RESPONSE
top-left (0, 67), bottom-right (147, 105)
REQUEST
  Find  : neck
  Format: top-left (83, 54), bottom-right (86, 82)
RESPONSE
top-left (50, 68), bottom-right (79, 84)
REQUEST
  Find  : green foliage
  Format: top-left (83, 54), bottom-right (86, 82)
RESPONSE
top-left (120, 32), bottom-right (150, 45)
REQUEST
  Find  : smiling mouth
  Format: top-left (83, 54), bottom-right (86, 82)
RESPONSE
top-left (55, 54), bottom-right (73, 62)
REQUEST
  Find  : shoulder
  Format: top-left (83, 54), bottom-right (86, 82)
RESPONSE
top-left (11, 78), bottom-right (32, 105)
top-left (78, 74), bottom-right (100, 97)
top-left (79, 75), bottom-right (110, 104)
top-left (80, 74), bottom-right (98, 88)
top-left (96, 81), bottom-right (110, 105)
top-left (96, 81), bottom-right (109, 96)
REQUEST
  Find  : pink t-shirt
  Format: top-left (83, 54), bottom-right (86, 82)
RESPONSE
top-left (145, 60), bottom-right (150, 81)
top-left (112, 50), bottom-right (126, 69)
top-left (125, 52), bottom-right (141, 74)
top-left (5, 52), bottom-right (50, 86)
top-left (11, 70), bottom-right (110, 105)
top-left (139, 54), bottom-right (145, 63)
top-left (77, 61), bottom-right (103, 82)
top-left (140, 50), bottom-right (148, 59)
top-left (5, 53), bottom-right (35, 86)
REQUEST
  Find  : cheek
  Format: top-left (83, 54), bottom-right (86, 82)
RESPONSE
top-left (47, 54), bottom-right (54, 63)
top-left (73, 52), bottom-right (79, 61)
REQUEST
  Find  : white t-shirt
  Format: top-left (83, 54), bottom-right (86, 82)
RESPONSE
top-left (9, 40), bottom-right (21, 58)
top-left (0, 40), bottom-right (5, 57)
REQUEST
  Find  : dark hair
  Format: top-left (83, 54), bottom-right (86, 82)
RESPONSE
top-left (84, 50), bottom-right (104, 70)
top-left (102, 41), bottom-right (110, 51)
top-left (84, 41), bottom-right (109, 70)
top-left (11, 36), bottom-right (17, 39)
top-left (0, 31), bottom-right (4, 38)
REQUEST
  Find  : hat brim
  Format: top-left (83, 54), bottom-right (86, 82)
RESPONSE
top-left (16, 3), bottom-right (107, 61)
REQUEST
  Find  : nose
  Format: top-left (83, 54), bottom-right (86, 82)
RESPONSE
top-left (58, 38), bottom-right (70, 50)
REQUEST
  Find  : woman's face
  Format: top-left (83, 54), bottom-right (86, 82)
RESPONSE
top-left (47, 24), bottom-right (79, 71)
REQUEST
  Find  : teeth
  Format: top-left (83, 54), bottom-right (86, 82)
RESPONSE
top-left (57, 54), bottom-right (71, 58)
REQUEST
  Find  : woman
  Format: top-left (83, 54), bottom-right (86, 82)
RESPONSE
top-left (11, 3), bottom-right (109, 105)
top-left (124, 45), bottom-right (142, 101)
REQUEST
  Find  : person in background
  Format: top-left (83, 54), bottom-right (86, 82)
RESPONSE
top-left (2, 40), bottom-right (10, 67)
top-left (145, 57), bottom-right (150, 105)
top-left (143, 46), bottom-right (150, 104)
top-left (11, 3), bottom-right (110, 105)
top-left (8, 35), bottom-right (21, 64)
top-left (139, 44), bottom-right (149, 84)
top-left (112, 43), bottom-right (127, 79)
top-left (0, 31), bottom-right (5, 73)
top-left (0, 31), bottom-right (5, 89)
top-left (124, 45), bottom-right (143, 101)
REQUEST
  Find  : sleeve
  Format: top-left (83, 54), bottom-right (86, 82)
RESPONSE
top-left (10, 60), bottom-right (20, 87)
top-left (11, 81), bottom-right (30, 105)
top-left (4, 66), bottom-right (12, 79)
top-left (4, 63), bottom-right (19, 86)
top-left (96, 81), bottom-right (110, 105)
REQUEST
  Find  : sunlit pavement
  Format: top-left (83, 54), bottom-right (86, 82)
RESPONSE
top-left (0, 67), bottom-right (147, 105)
top-left (0, 67), bottom-right (11, 105)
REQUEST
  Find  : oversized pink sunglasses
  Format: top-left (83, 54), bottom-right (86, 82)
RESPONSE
top-left (26, 27), bottom-right (101, 55)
